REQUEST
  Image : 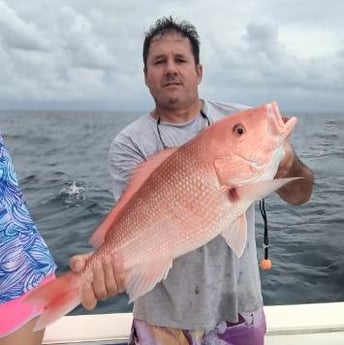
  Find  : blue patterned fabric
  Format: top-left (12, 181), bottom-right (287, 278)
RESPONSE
top-left (0, 134), bottom-right (56, 304)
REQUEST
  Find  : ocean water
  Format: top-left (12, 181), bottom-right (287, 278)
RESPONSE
top-left (0, 109), bottom-right (343, 315)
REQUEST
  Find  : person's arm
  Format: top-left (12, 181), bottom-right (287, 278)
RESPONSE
top-left (275, 141), bottom-right (314, 205)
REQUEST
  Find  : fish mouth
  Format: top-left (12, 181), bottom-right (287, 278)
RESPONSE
top-left (266, 102), bottom-right (298, 138)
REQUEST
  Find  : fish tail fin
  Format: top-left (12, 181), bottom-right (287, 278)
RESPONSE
top-left (25, 272), bottom-right (81, 331)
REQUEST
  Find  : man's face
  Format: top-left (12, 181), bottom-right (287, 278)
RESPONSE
top-left (144, 31), bottom-right (202, 110)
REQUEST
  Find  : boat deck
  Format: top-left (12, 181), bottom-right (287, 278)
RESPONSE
top-left (43, 302), bottom-right (344, 345)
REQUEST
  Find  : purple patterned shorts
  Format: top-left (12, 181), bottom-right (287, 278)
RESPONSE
top-left (128, 307), bottom-right (266, 345)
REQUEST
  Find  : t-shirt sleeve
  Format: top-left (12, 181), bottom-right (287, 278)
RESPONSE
top-left (108, 133), bottom-right (145, 202)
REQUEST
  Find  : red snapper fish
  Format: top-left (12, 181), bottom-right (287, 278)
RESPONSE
top-left (26, 101), bottom-right (299, 330)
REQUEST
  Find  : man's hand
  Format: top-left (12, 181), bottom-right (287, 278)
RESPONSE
top-left (70, 252), bottom-right (126, 310)
top-left (274, 140), bottom-right (313, 205)
top-left (275, 140), bottom-right (295, 179)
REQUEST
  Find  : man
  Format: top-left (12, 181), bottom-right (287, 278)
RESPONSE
top-left (71, 16), bottom-right (313, 344)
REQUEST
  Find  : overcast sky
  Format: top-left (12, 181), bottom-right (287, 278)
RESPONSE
top-left (0, 0), bottom-right (343, 112)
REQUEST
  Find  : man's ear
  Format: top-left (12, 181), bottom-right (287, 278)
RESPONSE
top-left (197, 64), bottom-right (203, 84)
top-left (143, 66), bottom-right (148, 86)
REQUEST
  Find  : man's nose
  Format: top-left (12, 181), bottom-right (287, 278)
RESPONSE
top-left (165, 59), bottom-right (178, 74)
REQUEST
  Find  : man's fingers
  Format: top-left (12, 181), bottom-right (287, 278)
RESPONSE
top-left (112, 253), bottom-right (126, 293)
top-left (99, 254), bottom-right (126, 296)
top-left (78, 252), bottom-right (126, 310)
top-left (81, 282), bottom-right (98, 310)
top-left (103, 254), bottom-right (118, 296)
top-left (92, 259), bottom-right (108, 300)
top-left (70, 252), bottom-right (93, 273)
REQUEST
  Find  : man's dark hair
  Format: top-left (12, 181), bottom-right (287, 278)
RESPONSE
top-left (143, 16), bottom-right (200, 69)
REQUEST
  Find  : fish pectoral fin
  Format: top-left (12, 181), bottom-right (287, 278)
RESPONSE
top-left (236, 177), bottom-right (302, 201)
top-left (221, 215), bottom-right (247, 257)
top-left (126, 258), bottom-right (173, 303)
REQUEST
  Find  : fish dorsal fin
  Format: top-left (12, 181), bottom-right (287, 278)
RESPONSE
top-left (89, 148), bottom-right (178, 248)
top-left (126, 258), bottom-right (173, 303)
top-left (221, 214), bottom-right (248, 257)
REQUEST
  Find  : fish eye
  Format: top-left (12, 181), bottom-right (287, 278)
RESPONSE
top-left (233, 123), bottom-right (246, 136)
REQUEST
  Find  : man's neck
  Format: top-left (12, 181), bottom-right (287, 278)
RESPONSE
top-left (151, 99), bottom-right (204, 124)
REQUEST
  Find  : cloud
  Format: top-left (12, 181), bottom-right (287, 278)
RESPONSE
top-left (199, 16), bottom-right (344, 111)
top-left (0, 1), bottom-right (50, 51)
top-left (0, 0), bottom-right (343, 111)
top-left (57, 6), bottom-right (115, 70)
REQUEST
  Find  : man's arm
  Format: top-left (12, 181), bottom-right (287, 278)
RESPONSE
top-left (275, 141), bottom-right (314, 205)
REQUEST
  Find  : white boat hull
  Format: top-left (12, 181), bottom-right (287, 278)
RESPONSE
top-left (43, 302), bottom-right (344, 345)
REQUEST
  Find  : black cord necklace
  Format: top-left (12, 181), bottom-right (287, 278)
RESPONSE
top-left (259, 198), bottom-right (272, 270)
top-left (156, 110), bottom-right (210, 149)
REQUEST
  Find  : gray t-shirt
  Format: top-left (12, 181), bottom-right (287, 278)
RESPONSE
top-left (108, 100), bottom-right (263, 331)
